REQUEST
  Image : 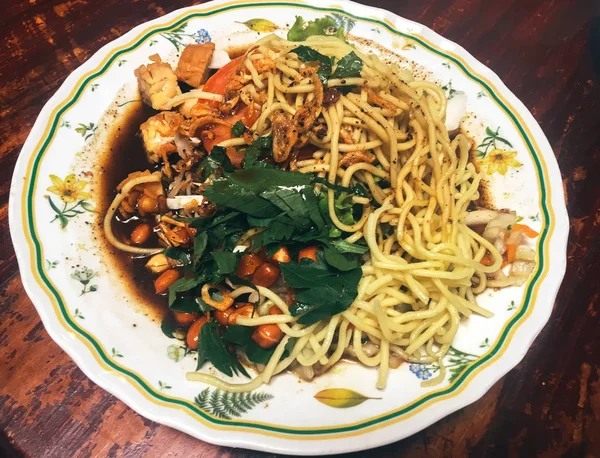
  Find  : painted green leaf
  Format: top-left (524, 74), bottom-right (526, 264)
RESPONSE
top-left (194, 387), bottom-right (273, 419)
top-left (239, 18), bottom-right (278, 33)
top-left (314, 388), bottom-right (377, 408)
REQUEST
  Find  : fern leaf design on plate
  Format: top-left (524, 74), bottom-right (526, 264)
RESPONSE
top-left (328, 13), bottom-right (356, 32)
top-left (194, 387), bottom-right (273, 419)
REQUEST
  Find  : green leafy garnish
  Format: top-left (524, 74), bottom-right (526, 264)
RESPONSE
top-left (231, 120), bottom-right (245, 137)
top-left (197, 145), bottom-right (234, 180)
top-left (323, 246), bottom-right (360, 271)
top-left (211, 251), bottom-right (239, 275)
top-left (164, 247), bottom-right (192, 266)
top-left (197, 320), bottom-right (249, 377)
top-left (223, 325), bottom-right (275, 364)
top-left (291, 45), bottom-right (334, 84)
top-left (331, 51), bottom-right (364, 79)
top-left (280, 254), bottom-right (361, 325)
top-left (170, 297), bottom-right (202, 313)
top-left (168, 277), bottom-right (202, 306)
top-left (334, 192), bottom-right (357, 226)
top-left (287, 15), bottom-right (345, 42)
top-left (244, 135), bottom-right (273, 168)
top-left (330, 239), bottom-right (369, 254)
top-left (312, 176), bottom-right (367, 197)
top-left (203, 167), bottom-right (313, 218)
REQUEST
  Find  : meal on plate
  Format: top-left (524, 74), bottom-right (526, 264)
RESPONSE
top-left (103, 16), bottom-right (539, 392)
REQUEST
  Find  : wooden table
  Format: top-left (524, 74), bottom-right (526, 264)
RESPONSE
top-left (1, 0), bottom-right (599, 456)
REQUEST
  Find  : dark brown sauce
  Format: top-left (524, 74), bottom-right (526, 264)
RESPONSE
top-left (95, 102), bottom-right (168, 321)
top-left (94, 46), bottom-right (251, 321)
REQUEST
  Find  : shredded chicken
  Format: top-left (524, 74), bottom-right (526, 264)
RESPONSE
top-left (338, 150), bottom-right (376, 168)
top-left (182, 115), bottom-right (233, 138)
top-left (219, 64), bottom-right (247, 114)
top-left (272, 72), bottom-right (324, 162)
top-left (156, 215), bottom-right (195, 247)
top-left (139, 111), bottom-right (184, 164)
top-left (364, 86), bottom-right (397, 111)
top-left (253, 57), bottom-right (277, 73)
top-left (175, 43), bottom-right (216, 88)
top-left (178, 100), bottom-right (219, 119)
top-left (339, 126), bottom-right (354, 144)
top-left (134, 55), bottom-right (181, 110)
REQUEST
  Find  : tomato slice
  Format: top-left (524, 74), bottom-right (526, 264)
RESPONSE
top-left (197, 56), bottom-right (261, 153)
top-left (202, 105), bottom-right (260, 152)
top-left (202, 123), bottom-right (232, 152)
top-left (203, 55), bottom-right (245, 98)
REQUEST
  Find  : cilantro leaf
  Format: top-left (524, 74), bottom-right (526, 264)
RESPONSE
top-left (335, 193), bottom-right (357, 226)
top-left (192, 232), bottom-right (208, 263)
top-left (291, 46), bottom-right (333, 84)
top-left (331, 51), bottom-right (364, 79)
top-left (197, 321), bottom-right (249, 377)
top-left (330, 239), bottom-right (369, 254)
top-left (287, 15), bottom-right (345, 42)
top-left (211, 251), bottom-right (239, 275)
top-left (281, 254), bottom-right (361, 325)
top-left (170, 297), bottom-right (201, 313)
top-left (312, 176), bottom-right (367, 197)
top-left (231, 120), bottom-right (245, 137)
top-left (164, 246), bottom-right (192, 266)
top-left (168, 276), bottom-right (202, 306)
top-left (244, 135), bottom-right (272, 168)
top-left (197, 145), bottom-right (234, 179)
top-left (323, 246), bottom-right (360, 271)
top-left (223, 325), bottom-right (276, 365)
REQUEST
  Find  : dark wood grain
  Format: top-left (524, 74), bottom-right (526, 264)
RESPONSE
top-left (1, 0), bottom-right (599, 456)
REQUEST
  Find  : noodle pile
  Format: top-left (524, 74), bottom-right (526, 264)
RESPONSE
top-left (185, 35), bottom-right (502, 391)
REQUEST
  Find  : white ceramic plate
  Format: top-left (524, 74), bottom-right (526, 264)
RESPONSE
top-left (9, 0), bottom-right (568, 454)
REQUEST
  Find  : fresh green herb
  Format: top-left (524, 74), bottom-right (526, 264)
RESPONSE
top-left (197, 145), bottom-right (234, 180)
top-left (331, 51), bottom-right (363, 79)
top-left (231, 120), bottom-right (245, 137)
top-left (197, 321), bottom-right (249, 377)
top-left (160, 315), bottom-right (180, 339)
top-left (323, 246), bottom-right (360, 271)
top-left (330, 239), bottom-right (369, 254)
top-left (312, 176), bottom-right (367, 197)
top-left (192, 232), bottom-right (208, 263)
top-left (211, 251), bottom-right (239, 275)
top-left (210, 146), bottom-right (235, 172)
top-left (170, 297), bottom-right (201, 313)
top-left (164, 247), bottom-right (192, 266)
top-left (203, 167), bottom-right (313, 218)
top-left (195, 296), bottom-right (215, 313)
top-left (287, 15), bottom-right (345, 42)
top-left (334, 192), bottom-right (357, 226)
top-left (244, 135), bottom-right (273, 168)
top-left (280, 254), bottom-right (361, 325)
top-left (223, 325), bottom-right (276, 365)
top-left (168, 277), bottom-right (202, 306)
top-left (291, 45), bottom-right (334, 84)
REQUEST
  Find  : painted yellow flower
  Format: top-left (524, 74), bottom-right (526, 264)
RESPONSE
top-left (481, 149), bottom-right (523, 175)
top-left (47, 174), bottom-right (92, 203)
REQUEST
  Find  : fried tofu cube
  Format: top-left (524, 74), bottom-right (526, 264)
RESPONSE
top-left (139, 111), bottom-right (183, 163)
top-left (176, 43), bottom-right (216, 88)
top-left (134, 54), bottom-right (181, 110)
